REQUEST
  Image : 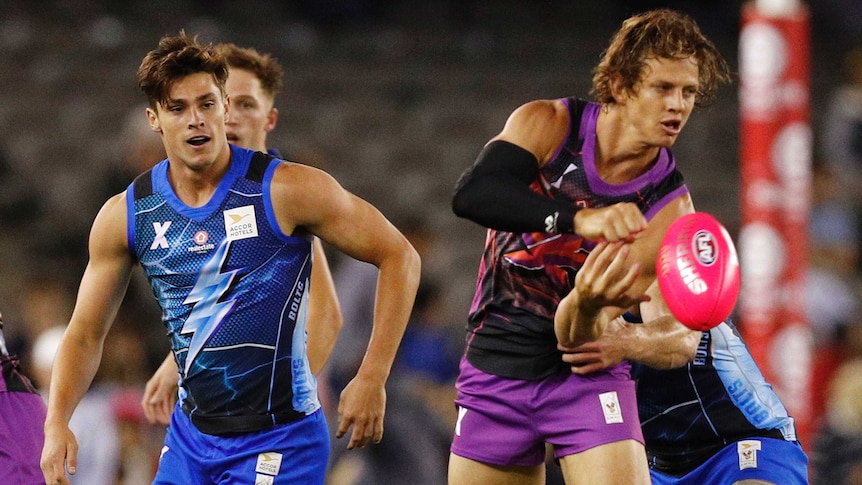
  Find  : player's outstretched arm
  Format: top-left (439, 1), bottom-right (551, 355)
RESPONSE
top-left (620, 280), bottom-right (702, 369)
top-left (561, 316), bottom-right (700, 375)
top-left (563, 260), bottom-right (703, 373)
top-left (270, 163), bottom-right (421, 450)
top-left (41, 193), bottom-right (135, 484)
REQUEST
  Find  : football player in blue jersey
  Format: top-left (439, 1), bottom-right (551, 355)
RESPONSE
top-left (41, 31), bottom-right (420, 485)
top-left (140, 42), bottom-right (344, 427)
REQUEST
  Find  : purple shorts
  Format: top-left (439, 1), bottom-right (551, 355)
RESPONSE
top-left (450, 357), bottom-right (643, 467)
top-left (0, 390), bottom-right (47, 484)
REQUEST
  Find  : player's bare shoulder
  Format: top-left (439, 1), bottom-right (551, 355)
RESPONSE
top-left (503, 99), bottom-right (567, 133)
top-left (270, 161), bottom-right (341, 199)
top-left (498, 98), bottom-right (570, 164)
top-left (90, 191), bottom-right (131, 256)
top-left (96, 192), bottom-right (129, 227)
top-left (269, 161), bottom-right (350, 231)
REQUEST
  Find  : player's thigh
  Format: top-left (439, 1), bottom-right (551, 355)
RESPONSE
top-left (558, 439), bottom-right (650, 485)
top-left (448, 452), bottom-right (545, 485)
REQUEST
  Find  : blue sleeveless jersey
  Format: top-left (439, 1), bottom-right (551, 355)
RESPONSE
top-left (465, 99), bottom-right (689, 380)
top-left (633, 319), bottom-right (799, 475)
top-left (126, 144), bottom-right (319, 426)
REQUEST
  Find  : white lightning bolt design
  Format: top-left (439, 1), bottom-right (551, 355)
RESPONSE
top-left (181, 239), bottom-right (239, 375)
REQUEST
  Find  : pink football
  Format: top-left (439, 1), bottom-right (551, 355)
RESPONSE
top-left (656, 212), bottom-right (740, 331)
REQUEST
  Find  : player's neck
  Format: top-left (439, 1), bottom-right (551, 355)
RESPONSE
top-left (594, 109), bottom-right (660, 183)
top-left (166, 149), bottom-right (232, 208)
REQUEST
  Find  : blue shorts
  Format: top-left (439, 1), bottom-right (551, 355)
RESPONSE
top-left (154, 406), bottom-right (330, 485)
top-left (450, 356), bottom-right (642, 467)
top-left (650, 438), bottom-right (809, 485)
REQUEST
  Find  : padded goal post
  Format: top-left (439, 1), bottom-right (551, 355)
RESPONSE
top-left (738, 0), bottom-right (813, 445)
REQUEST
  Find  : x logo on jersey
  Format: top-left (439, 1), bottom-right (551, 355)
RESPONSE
top-left (151, 221), bottom-right (172, 250)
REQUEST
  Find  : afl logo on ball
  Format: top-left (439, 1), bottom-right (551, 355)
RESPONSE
top-left (693, 230), bottom-right (717, 266)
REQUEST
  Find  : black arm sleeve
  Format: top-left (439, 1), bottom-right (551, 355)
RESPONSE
top-left (451, 140), bottom-right (580, 234)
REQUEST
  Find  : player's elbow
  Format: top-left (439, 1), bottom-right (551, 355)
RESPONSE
top-left (405, 243), bottom-right (422, 282)
top-left (330, 308), bottom-right (344, 335)
top-left (681, 328), bottom-right (701, 360)
top-left (315, 304), bottom-right (343, 337)
top-left (384, 235), bottom-right (422, 292)
top-left (403, 248), bottom-right (423, 303)
top-left (663, 328), bottom-right (702, 369)
top-left (451, 179), bottom-right (476, 220)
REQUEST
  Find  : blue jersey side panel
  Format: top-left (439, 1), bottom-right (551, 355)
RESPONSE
top-left (710, 324), bottom-right (797, 439)
top-left (633, 320), bottom-right (797, 468)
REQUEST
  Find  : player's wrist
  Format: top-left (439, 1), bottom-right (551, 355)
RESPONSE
top-left (550, 206), bottom-right (579, 234)
top-left (355, 362), bottom-right (391, 385)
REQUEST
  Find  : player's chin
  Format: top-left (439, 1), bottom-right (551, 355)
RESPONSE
top-left (654, 134), bottom-right (678, 148)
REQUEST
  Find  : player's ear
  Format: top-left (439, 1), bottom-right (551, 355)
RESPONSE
top-left (146, 107), bottom-right (162, 134)
top-left (224, 95), bottom-right (230, 123)
top-left (609, 75), bottom-right (628, 104)
top-left (264, 107), bottom-right (278, 133)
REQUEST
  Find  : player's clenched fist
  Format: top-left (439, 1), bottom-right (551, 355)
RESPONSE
top-left (574, 202), bottom-right (647, 242)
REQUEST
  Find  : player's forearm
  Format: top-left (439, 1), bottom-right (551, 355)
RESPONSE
top-left (356, 246), bottom-right (421, 381)
top-left (45, 331), bottom-right (104, 426)
top-left (555, 292), bottom-right (607, 348)
top-left (622, 316), bottom-right (700, 369)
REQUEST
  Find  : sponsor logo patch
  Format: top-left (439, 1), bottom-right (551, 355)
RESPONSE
top-left (224, 205), bottom-right (258, 241)
top-left (599, 391), bottom-right (623, 424)
top-left (255, 474), bottom-right (275, 485)
top-left (256, 452), bottom-right (283, 476)
top-left (737, 439), bottom-right (761, 470)
top-left (187, 230), bottom-right (215, 253)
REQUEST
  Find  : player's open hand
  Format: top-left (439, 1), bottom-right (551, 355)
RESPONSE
top-left (574, 203), bottom-right (647, 242)
top-left (141, 355), bottom-right (179, 425)
top-left (574, 240), bottom-right (650, 314)
top-left (555, 241), bottom-right (650, 348)
top-left (335, 374), bottom-right (386, 449)
top-left (40, 421), bottom-right (78, 485)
